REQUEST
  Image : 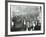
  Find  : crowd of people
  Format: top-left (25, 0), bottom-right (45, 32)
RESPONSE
top-left (11, 16), bottom-right (41, 31)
